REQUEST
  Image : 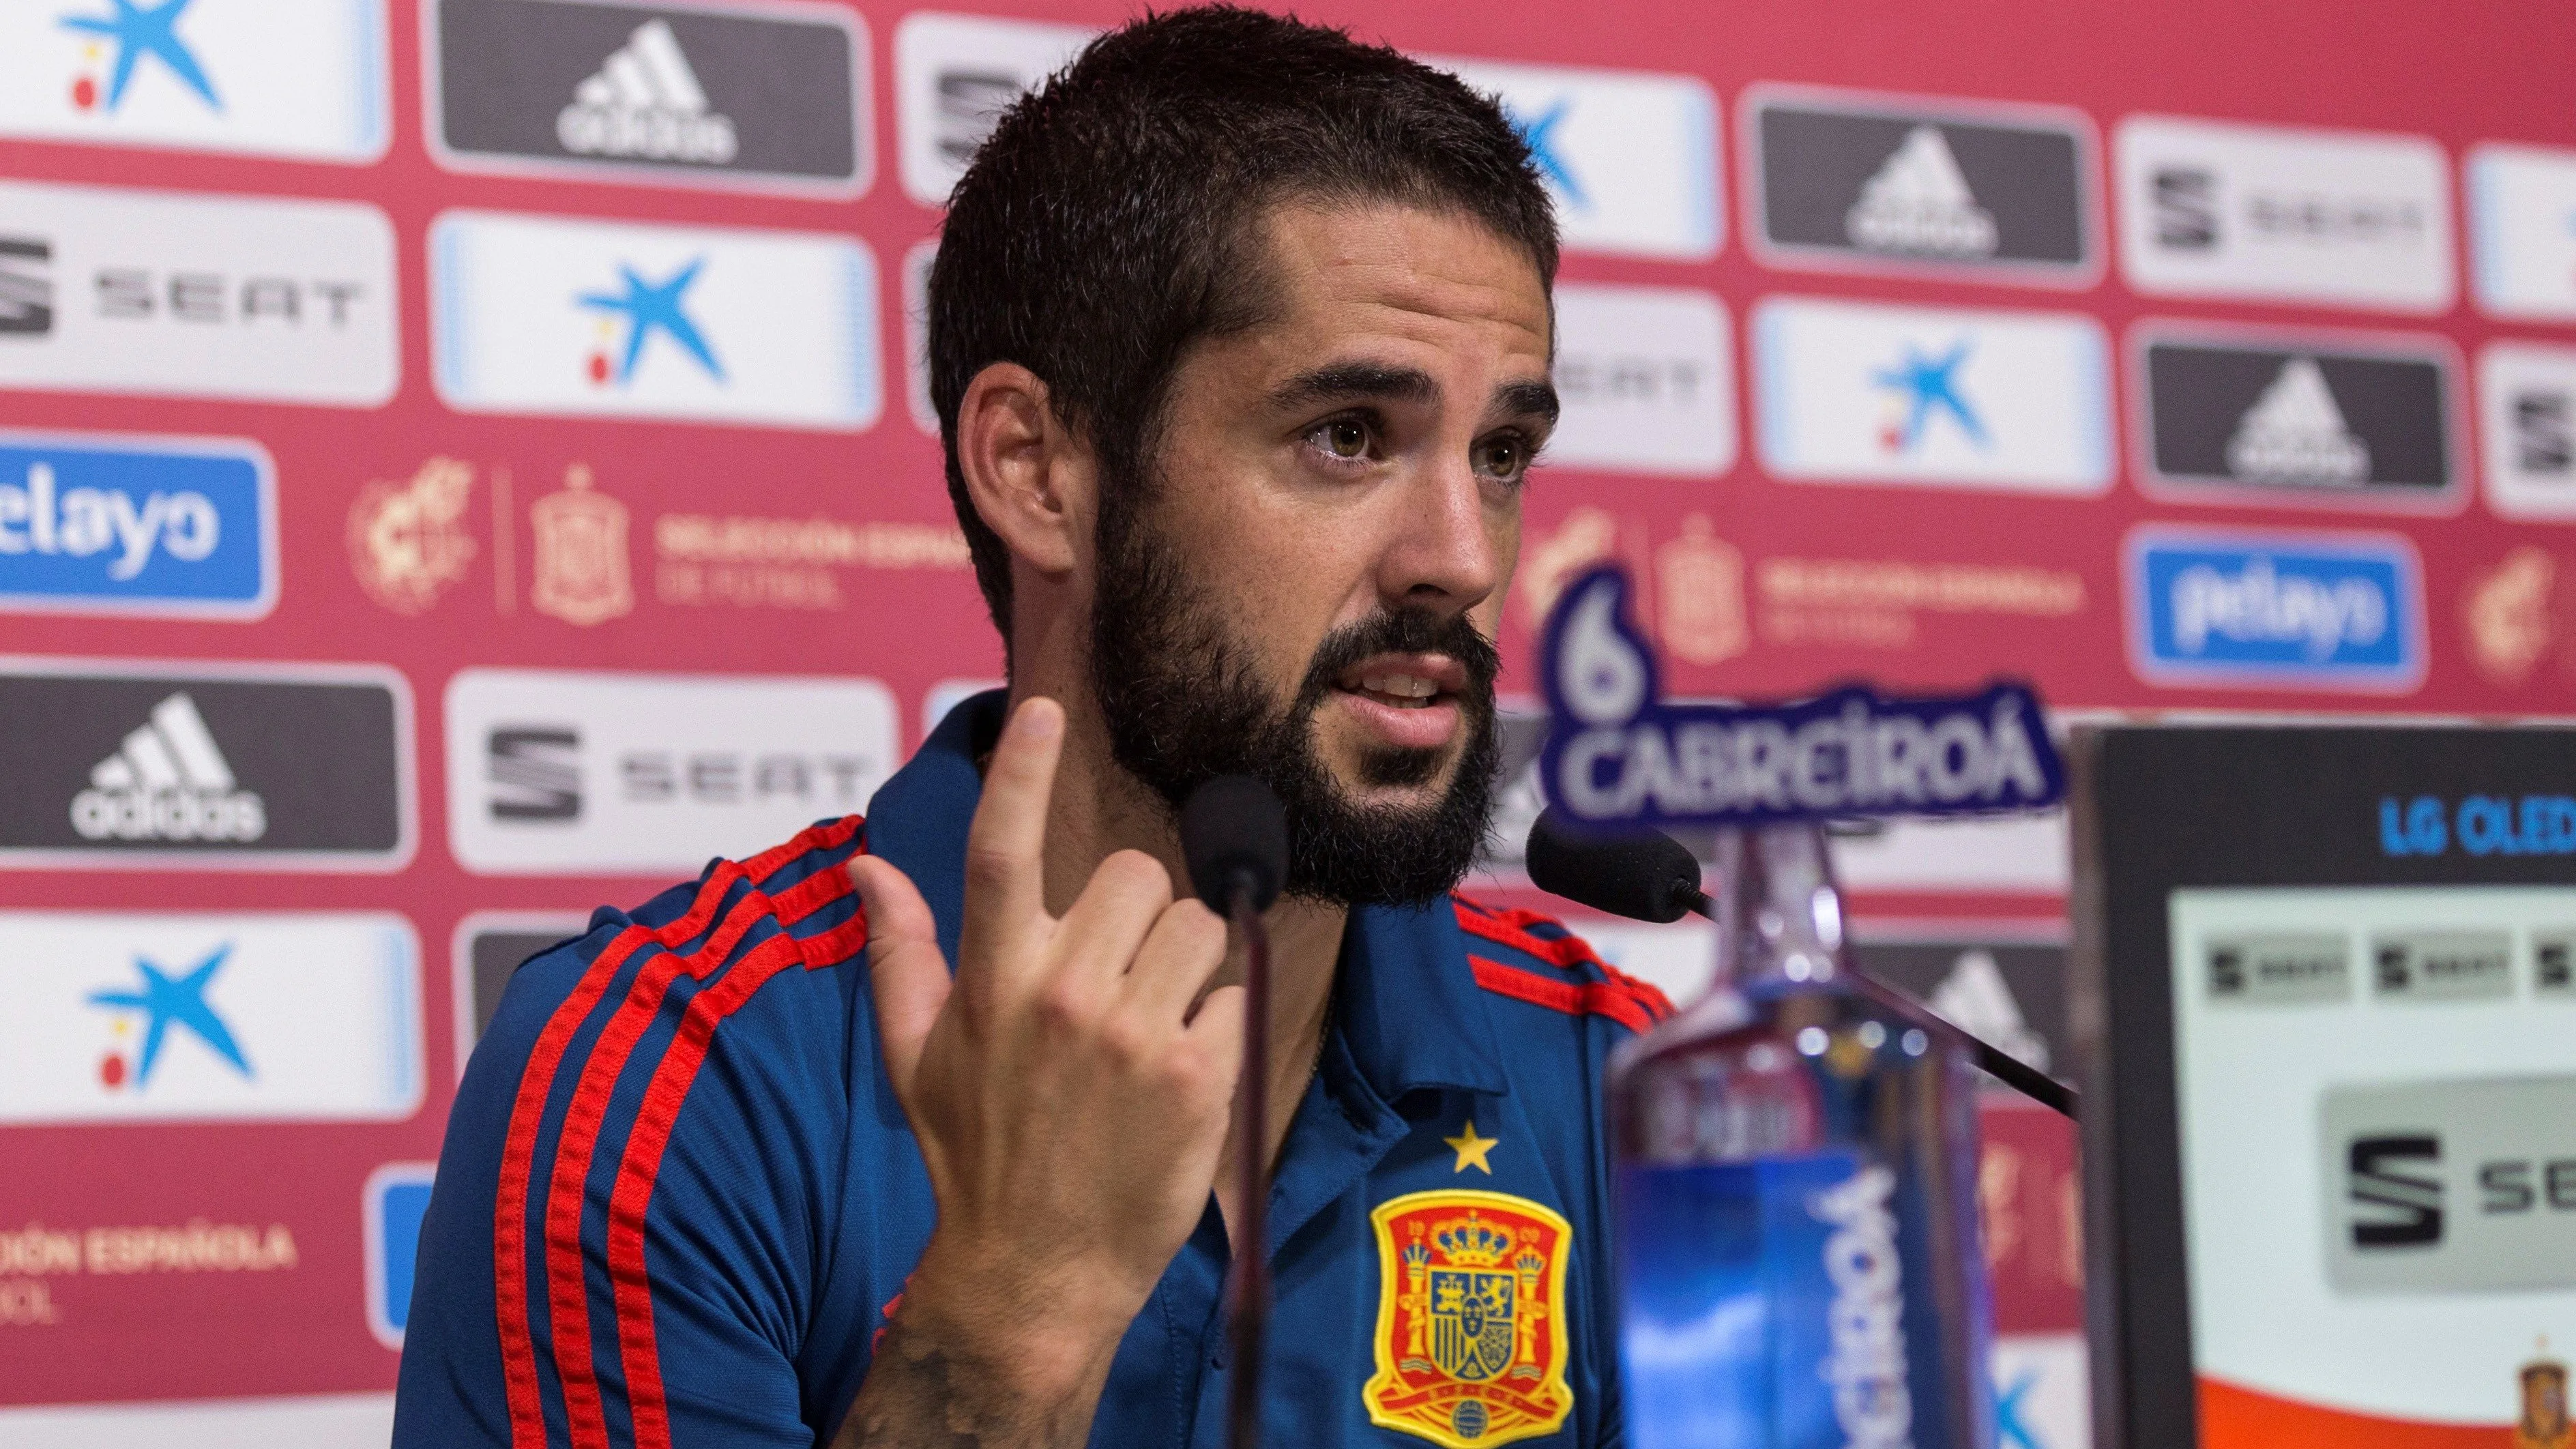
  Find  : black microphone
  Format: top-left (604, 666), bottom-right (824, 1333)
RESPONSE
top-left (1180, 774), bottom-right (1287, 1449)
top-left (1525, 808), bottom-right (1703, 924)
top-left (1523, 809), bottom-right (2077, 1119)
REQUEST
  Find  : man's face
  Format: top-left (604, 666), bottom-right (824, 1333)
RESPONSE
top-left (1087, 201), bottom-right (1555, 904)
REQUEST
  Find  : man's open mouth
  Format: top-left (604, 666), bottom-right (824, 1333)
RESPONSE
top-left (1334, 653), bottom-right (1469, 711)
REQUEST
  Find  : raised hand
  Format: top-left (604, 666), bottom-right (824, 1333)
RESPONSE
top-left (840, 697), bottom-right (1245, 1448)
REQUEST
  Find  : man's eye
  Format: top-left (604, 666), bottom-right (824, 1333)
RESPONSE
top-left (1475, 435), bottom-right (1529, 483)
top-left (1317, 418), bottom-right (1371, 460)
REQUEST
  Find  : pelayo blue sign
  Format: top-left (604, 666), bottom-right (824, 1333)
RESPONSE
top-left (1536, 564), bottom-right (2064, 830)
top-left (0, 433), bottom-right (276, 619)
top-left (2124, 525), bottom-right (2423, 692)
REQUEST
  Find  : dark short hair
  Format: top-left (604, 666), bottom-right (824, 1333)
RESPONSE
top-left (927, 5), bottom-right (1559, 649)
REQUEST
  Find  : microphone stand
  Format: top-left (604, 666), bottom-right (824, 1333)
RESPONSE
top-left (1224, 880), bottom-right (1271, 1449)
top-left (1673, 888), bottom-right (2077, 1117)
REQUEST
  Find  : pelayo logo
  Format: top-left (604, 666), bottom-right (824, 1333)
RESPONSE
top-left (0, 430), bottom-right (275, 618)
top-left (2124, 526), bottom-right (2424, 691)
top-left (1535, 565), bottom-right (2064, 832)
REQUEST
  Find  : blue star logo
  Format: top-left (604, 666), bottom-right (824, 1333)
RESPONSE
top-left (59, 0), bottom-right (220, 113)
top-left (87, 943), bottom-right (252, 1087)
top-left (1872, 338), bottom-right (1989, 452)
top-left (577, 257), bottom-right (724, 386)
top-left (1994, 1366), bottom-right (2045, 1449)
top-left (1507, 96), bottom-right (1588, 211)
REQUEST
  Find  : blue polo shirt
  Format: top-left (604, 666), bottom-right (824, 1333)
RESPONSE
top-left (395, 691), bottom-right (1671, 1449)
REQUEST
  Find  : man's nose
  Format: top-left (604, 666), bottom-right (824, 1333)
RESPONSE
top-left (1373, 456), bottom-right (1505, 615)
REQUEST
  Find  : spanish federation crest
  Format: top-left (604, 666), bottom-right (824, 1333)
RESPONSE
top-left (1366, 1190), bottom-right (1573, 1448)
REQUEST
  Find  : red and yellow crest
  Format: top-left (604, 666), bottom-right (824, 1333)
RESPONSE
top-left (1365, 1189), bottom-right (1574, 1448)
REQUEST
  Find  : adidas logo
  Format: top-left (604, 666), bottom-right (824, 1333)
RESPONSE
top-left (2227, 357), bottom-right (2371, 486)
top-left (70, 692), bottom-right (266, 843)
top-left (1845, 125), bottom-right (1998, 258)
top-left (556, 18), bottom-right (738, 166)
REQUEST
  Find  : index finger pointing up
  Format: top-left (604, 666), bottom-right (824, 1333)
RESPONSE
top-left (961, 695), bottom-right (1066, 942)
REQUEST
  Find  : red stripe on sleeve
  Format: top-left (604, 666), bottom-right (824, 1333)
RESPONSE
top-left (743, 815), bottom-right (862, 883)
top-left (1453, 898), bottom-right (1678, 1024)
top-left (491, 860), bottom-right (744, 1449)
top-left (1468, 954), bottom-right (1662, 1035)
top-left (539, 886), bottom-right (777, 1449)
top-left (604, 930), bottom-right (810, 1449)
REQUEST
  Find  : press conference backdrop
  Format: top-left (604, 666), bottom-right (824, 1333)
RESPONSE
top-left (0, 0), bottom-right (2568, 1441)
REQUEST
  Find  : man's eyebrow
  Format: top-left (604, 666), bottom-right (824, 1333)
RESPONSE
top-left (1267, 362), bottom-right (1439, 411)
top-left (1493, 378), bottom-right (1560, 428)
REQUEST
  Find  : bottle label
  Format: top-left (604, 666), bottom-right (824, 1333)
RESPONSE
top-left (1618, 1153), bottom-right (1931, 1449)
top-left (1537, 564), bottom-right (2064, 830)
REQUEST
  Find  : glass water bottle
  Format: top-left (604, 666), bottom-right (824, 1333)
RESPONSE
top-left (1611, 823), bottom-right (1995, 1449)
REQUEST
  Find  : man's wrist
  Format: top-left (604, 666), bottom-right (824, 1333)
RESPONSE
top-left (894, 1233), bottom-right (1141, 1407)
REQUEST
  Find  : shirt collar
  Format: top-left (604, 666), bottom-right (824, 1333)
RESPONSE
top-left (866, 688), bottom-right (1510, 1102)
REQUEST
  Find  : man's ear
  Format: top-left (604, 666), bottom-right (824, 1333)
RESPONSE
top-left (955, 361), bottom-right (1091, 579)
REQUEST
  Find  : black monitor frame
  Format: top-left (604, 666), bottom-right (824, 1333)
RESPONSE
top-left (2067, 722), bottom-right (2576, 1449)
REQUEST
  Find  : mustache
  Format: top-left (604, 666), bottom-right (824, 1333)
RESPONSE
top-left (1294, 608), bottom-right (1501, 710)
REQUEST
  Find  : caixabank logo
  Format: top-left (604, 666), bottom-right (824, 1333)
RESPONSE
top-left (430, 209), bottom-right (879, 430)
top-left (0, 910), bottom-right (422, 1124)
top-left (2123, 525), bottom-right (2425, 693)
top-left (428, 0), bottom-right (867, 196)
top-left (1753, 295), bottom-right (2111, 495)
top-left (0, 660), bottom-right (413, 869)
top-left (0, 429), bottom-right (276, 619)
top-left (443, 668), bottom-right (894, 874)
top-left (0, 179), bottom-right (398, 407)
top-left (2116, 116), bottom-right (2455, 314)
top-left (1744, 85), bottom-right (2097, 285)
top-left (2135, 327), bottom-right (2459, 511)
top-left (1434, 55), bottom-right (1721, 261)
top-left (2481, 342), bottom-right (2576, 521)
top-left (0, 0), bottom-right (389, 161)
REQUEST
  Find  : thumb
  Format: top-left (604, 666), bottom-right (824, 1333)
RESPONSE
top-left (849, 854), bottom-right (950, 1100)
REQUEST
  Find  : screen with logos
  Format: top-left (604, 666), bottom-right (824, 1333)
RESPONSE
top-left (2075, 725), bottom-right (2576, 1449)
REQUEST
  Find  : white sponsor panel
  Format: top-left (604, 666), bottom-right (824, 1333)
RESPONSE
top-left (904, 239), bottom-right (938, 435)
top-left (1547, 284), bottom-right (1735, 476)
top-left (445, 669), bottom-right (898, 874)
top-left (1433, 57), bottom-right (1721, 261)
top-left (0, 0), bottom-right (387, 162)
top-left (1991, 1334), bottom-right (2091, 1449)
top-left (429, 209), bottom-right (879, 430)
top-left (1831, 811), bottom-right (2072, 894)
top-left (2116, 116), bottom-right (2454, 313)
top-left (2480, 341), bottom-right (2576, 520)
top-left (2471, 143), bottom-right (2576, 321)
top-left (0, 180), bottom-right (397, 407)
top-left (894, 12), bottom-right (1096, 206)
top-left (0, 1393), bottom-right (396, 1449)
top-left (1754, 295), bottom-right (2111, 494)
top-left (922, 677), bottom-right (1001, 745)
top-left (0, 911), bottom-right (421, 1124)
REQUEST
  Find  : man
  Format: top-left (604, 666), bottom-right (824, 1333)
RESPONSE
top-left (394, 9), bottom-right (1670, 1447)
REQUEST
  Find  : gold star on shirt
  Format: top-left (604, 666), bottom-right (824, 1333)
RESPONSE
top-left (1444, 1119), bottom-right (1498, 1175)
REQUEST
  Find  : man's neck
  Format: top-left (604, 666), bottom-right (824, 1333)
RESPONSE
top-left (1010, 684), bottom-right (1347, 1180)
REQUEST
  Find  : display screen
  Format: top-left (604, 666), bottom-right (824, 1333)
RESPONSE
top-left (2169, 883), bottom-right (2576, 1444)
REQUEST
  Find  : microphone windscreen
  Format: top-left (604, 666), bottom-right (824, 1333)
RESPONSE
top-left (1525, 808), bottom-right (1702, 923)
top-left (1180, 774), bottom-right (1289, 912)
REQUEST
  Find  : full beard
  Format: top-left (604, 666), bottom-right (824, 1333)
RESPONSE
top-left (1087, 488), bottom-right (1502, 908)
